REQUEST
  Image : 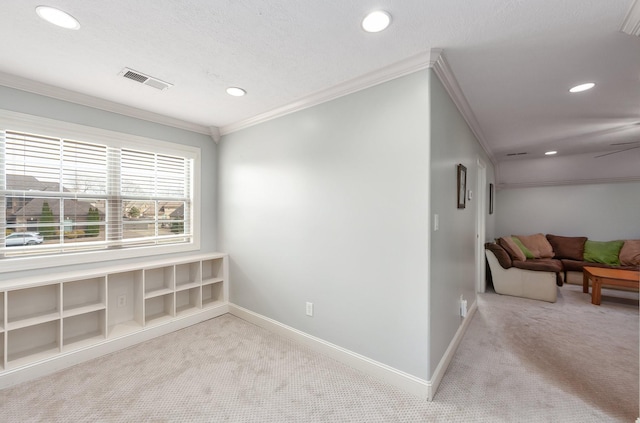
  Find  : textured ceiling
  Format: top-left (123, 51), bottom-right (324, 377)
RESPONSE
top-left (0, 0), bottom-right (639, 185)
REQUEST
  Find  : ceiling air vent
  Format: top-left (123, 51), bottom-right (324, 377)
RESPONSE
top-left (118, 68), bottom-right (173, 91)
top-left (506, 152), bottom-right (528, 156)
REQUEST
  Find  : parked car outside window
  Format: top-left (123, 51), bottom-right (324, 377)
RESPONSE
top-left (5, 232), bottom-right (44, 247)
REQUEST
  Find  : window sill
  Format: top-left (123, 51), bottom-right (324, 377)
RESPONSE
top-left (0, 240), bottom-right (201, 274)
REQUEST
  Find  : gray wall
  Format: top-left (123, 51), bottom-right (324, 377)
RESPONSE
top-left (218, 70), bottom-right (432, 379)
top-left (428, 71), bottom-right (495, 375)
top-left (497, 150), bottom-right (640, 187)
top-left (0, 85), bottom-right (218, 279)
top-left (495, 181), bottom-right (640, 240)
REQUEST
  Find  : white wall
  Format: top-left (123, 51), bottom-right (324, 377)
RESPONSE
top-left (218, 70), bottom-right (431, 379)
top-left (495, 181), bottom-right (640, 240)
top-left (0, 85), bottom-right (218, 279)
top-left (428, 71), bottom-right (495, 375)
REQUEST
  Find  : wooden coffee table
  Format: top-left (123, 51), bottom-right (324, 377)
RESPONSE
top-left (583, 266), bottom-right (639, 305)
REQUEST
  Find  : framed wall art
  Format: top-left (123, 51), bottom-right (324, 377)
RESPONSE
top-left (489, 183), bottom-right (494, 215)
top-left (457, 164), bottom-right (466, 209)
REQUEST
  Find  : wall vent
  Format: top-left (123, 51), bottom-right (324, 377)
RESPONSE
top-left (118, 68), bottom-right (173, 91)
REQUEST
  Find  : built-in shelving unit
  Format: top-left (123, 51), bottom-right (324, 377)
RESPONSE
top-left (0, 253), bottom-right (228, 388)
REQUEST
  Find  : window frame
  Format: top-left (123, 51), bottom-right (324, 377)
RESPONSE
top-left (0, 109), bottom-right (201, 273)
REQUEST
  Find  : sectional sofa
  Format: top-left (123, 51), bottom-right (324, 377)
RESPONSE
top-left (485, 234), bottom-right (640, 302)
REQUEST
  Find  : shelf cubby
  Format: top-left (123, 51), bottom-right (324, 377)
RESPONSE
top-left (107, 270), bottom-right (143, 338)
top-left (175, 287), bottom-right (200, 317)
top-left (63, 277), bottom-right (106, 317)
top-left (202, 258), bottom-right (224, 284)
top-left (7, 285), bottom-right (60, 330)
top-left (202, 281), bottom-right (223, 308)
top-left (144, 293), bottom-right (174, 326)
top-left (63, 310), bottom-right (106, 351)
top-left (175, 262), bottom-right (200, 291)
top-left (144, 266), bottom-right (174, 298)
top-left (7, 320), bottom-right (60, 368)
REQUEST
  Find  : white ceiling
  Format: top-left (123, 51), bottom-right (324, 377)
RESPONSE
top-left (1, 0), bottom-right (639, 186)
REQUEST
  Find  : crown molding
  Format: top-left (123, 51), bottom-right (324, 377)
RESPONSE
top-left (0, 72), bottom-right (215, 138)
top-left (220, 52), bottom-right (434, 135)
top-left (218, 48), bottom-right (495, 166)
top-left (0, 52), bottom-right (491, 157)
top-left (428, 49), bottom-right (495, 165)
top-left (209, 126), bottom-right (221, 143)
top-left (496, 175), bottom-right (640, 190)
top-left (621, 0), bottom-right (640, 36)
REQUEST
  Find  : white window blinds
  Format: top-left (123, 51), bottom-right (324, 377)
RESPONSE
top-left (1, 128), bottom-right (193, 258)
top-left (120, 149), bottom-right (190, 199)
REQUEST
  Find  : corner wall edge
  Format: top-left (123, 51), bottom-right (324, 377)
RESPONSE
top-left (429, 49), bottom-right (496, 166)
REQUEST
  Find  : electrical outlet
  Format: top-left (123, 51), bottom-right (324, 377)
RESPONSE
top-left (117, 294), bottom-right (127, 308)
top-left (306, 302), bottom-right (313, 317)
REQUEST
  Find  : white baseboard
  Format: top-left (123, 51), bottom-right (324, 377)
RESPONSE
top-left (229, 304), bottom-right (430, 398)
top-left (230, 303), bottom-right (477, 400)
top-left (428, 299), bottom-right (478, 400)
top-left (0, 304), bottom-right (229, 390)
top-left (1, 300), bottom-right (477, 397)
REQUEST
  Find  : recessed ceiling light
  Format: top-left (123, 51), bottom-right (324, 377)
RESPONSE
top-left (545, 151), bottom-right (558, 155)
top-left (569, 82), bottom-right (595, 93)
top-left (35, 6), bottom-right (80, 30)
top-left (226, 87), bottom-right (246, 97)
top-left (362, 11), bottom-right (391, 33)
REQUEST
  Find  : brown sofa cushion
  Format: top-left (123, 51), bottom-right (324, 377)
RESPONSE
top-left (513, 233), bottom-right (555, 258)
top-left (561, 259), bottom-right (637, 272)
top-left (512, 259), bottom-right (562, 273)
top-left (485, 242), bottom-right (512, 269)
top-left (545, 234), bottom-right (587, 261)
top-left (620, 240), bottom-right (640, 266)
top-left (560, 259), bottom-right (587, 272)
top-left (498, 237), bottom-right (526, 261)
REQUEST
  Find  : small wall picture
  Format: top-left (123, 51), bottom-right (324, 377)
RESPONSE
top-left (457, 164), bottom-right (466, 209)
top-left (489, 183), bottom-right (494, 215)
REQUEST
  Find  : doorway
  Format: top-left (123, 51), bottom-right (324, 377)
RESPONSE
top-left (475, 158), bottom-right (487, 293)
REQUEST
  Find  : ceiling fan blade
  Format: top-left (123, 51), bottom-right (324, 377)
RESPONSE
top-left (594, 145), bottom-right (640, 158)
top-left (610, 141), bottom-right (640, 146)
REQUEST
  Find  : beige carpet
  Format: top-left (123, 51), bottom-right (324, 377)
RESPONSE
top-left (0, 284), bottom-right (637, 422)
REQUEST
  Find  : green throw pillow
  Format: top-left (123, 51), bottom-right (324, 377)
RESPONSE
top-left (583, 240), bottom-right (625, 265)
top-left (511, 237), bottom-right (534, 259)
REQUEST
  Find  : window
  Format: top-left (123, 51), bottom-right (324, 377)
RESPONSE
top-left (0, 110), bottom-right (200, 272)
